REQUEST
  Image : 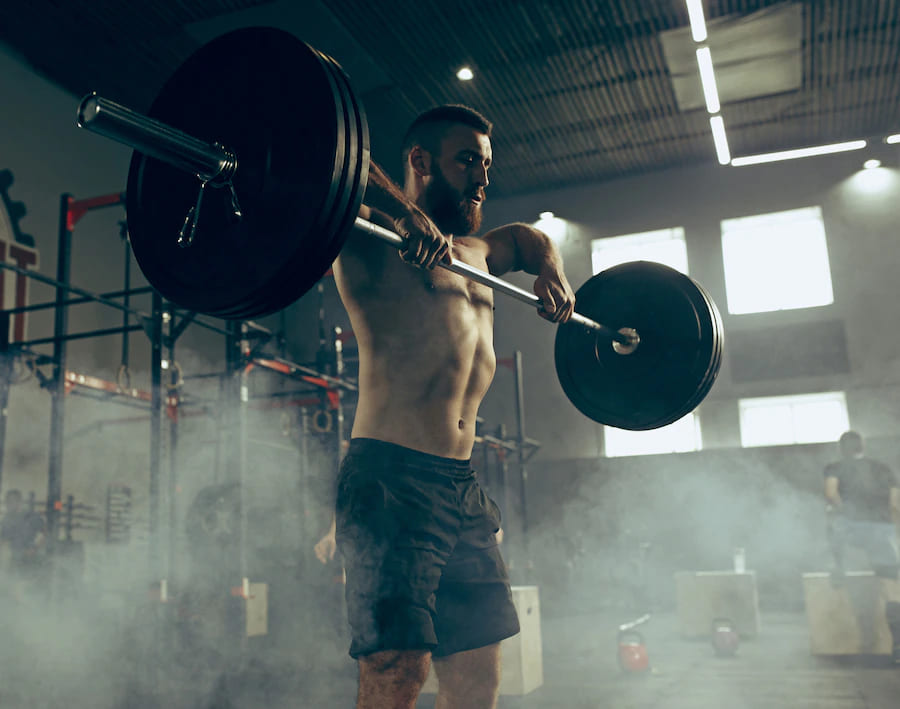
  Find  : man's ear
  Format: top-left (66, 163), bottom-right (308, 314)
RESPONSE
top-left (408, 146), bottom-right (432, 177)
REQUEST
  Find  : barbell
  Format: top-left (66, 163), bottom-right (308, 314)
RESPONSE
top-left (75, 26), bottom-right (723, 430)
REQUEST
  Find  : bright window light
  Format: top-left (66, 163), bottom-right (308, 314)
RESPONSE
top-left (731, 140), bottom-right (867, 166)
top-left (686, 0), bottom-right (708, 42)
top-left (696, 47), bottom-right (720, 113)
top-left (456, 66), bottom-right (474, 81)
top-left (591, 227), bottom-right (688, 275)
top-left (721, 206), bottom-right (833, 314)
top-left (605, 412), bottom-right (702, 457)
top-left (710, 115), bottom-right (731, 165)
top-left (738, 392), bottom-right (849, 447)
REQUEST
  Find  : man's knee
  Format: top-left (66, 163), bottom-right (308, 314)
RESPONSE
top-left (359, 649), bottom-right (431, 686)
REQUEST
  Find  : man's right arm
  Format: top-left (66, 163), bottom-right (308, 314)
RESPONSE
top-left (824, 466), bottom-right (842, 508)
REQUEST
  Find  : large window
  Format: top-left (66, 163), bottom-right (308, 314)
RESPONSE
top-left (738, 391), bottom-right (849, 447)
top-left (604, 413), bottom-right (702, 457)
top-left (721, 206), bottom-right (834, 314)
top-left (591, 227), bottom-right (688, 275)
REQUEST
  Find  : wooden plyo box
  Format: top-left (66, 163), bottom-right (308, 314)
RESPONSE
top-left (803, 571), bottom-right (900, 655)
top-left (421, 585), bottom-right (543, 696)
top-left (675, 571), bottom-right (760, 638)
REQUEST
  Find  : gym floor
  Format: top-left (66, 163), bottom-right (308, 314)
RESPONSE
top-left (3, 603), bottom-right (897, 707)
top-left (416, 611), bottom-right (900, 709)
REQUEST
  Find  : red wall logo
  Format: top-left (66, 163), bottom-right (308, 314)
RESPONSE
top-left (0, 239), bottom-right (39, 343)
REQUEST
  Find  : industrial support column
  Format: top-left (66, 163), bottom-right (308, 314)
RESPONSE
top-left (0, 312), bottom-right (11, 493)
top-left (46, 194), bottom-right (73, 549)
top-left (148, 292), bottom-right (164, 577)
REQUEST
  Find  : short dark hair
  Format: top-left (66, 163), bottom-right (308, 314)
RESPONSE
top-left (839, 430), bottom-right (863, 454)
top-left (401, 105), bottom-right (493, 166)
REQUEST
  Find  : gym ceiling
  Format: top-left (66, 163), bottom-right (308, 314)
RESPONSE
top-left (1, 0), bottom-right (897, 197)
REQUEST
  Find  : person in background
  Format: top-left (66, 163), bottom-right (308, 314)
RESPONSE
top-left (824, 431), bottom-right (900, 662)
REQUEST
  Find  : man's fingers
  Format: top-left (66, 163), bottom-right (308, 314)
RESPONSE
top-left (538, 288), bottom-right (557, 319)
top-left (425, 240), bottom-right (450, 269)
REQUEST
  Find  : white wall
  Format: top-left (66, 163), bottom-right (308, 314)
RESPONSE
top-left (479, 142), bottom-right (900, 459)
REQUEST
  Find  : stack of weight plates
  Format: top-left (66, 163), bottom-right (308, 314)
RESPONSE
top-left (126, 27), bottom-right (369, 320)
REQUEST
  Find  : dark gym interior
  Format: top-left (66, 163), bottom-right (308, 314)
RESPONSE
top-left (0, 1), bottom-right (899, 707)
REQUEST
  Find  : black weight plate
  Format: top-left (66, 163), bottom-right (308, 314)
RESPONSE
top-left (662, 276), bottom-right (723, 424)
top-left (213, 43), bottom-right (356, 319)
top-left (677, 278), bottom-right (724, 419)
top-left (221, 45), bottom-right (369, 320)
top-left (324, 47), bottom-right (370, 269)
top-left (555, 261), bottom-right (722, 430)
top-left (126, 27), bottom-right (345, 318)
top-left (212, 43), bottom-right (351, 320)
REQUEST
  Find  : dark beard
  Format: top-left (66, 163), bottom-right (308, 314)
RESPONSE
top-left (424, 165), bottom-right (483, 235)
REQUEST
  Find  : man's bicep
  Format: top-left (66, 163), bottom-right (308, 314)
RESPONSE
top-left (483, 226), bottom-right (519, 275)
top-left (824, 475), bottom-right (841, 499)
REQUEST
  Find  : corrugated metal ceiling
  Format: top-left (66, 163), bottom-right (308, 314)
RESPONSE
top-left (1, 0), bottom-right (897, 197)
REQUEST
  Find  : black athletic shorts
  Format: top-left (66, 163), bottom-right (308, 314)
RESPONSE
top-left (335, 438), bottom-right (520, 659)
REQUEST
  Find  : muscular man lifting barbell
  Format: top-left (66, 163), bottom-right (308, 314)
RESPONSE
top-left (74, 25), bottom-right (723, 709)
top-left (319, 105), bottom-right (575, 709)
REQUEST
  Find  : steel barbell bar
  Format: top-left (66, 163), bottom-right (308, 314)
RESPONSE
top-left (77, 92), bottom-right (638, 352)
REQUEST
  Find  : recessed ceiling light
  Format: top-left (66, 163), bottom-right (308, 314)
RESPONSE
top-left (539, 211), bottom-right (554, 220)
top-left (886, 134), bottom-right (900, 144)
top-left (864, 159), bottom-right (882, 169)
top-left (456, 66), bottom-right (474, 81)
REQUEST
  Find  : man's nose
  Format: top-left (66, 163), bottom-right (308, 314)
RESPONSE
top-left (473, 164), bottom-right (489, 188)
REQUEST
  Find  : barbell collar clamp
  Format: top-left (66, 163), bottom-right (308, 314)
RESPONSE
top-left (77, 93), bottom-right (237, 185)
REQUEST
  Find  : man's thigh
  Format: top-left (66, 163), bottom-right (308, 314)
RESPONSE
top-left (431, 479), bottom-right (520, 657)
top-left (432, 643), bottom-right (502, 702)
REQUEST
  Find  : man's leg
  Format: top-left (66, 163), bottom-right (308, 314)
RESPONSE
top-left (432, 643), bottom-right (501, 709)
top-left (357, 649), bottom-right (431, 709)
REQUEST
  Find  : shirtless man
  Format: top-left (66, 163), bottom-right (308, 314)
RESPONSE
top-left (323, 105), bottom-right (575, 708)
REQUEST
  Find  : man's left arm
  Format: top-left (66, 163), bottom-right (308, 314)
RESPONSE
top-left (483, 222), bottom-right (575, 323)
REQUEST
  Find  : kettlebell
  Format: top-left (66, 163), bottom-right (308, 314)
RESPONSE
top-left (617, 629), bottom-right (649, 672)
top-left (711, 617), bottom-right (740, 657)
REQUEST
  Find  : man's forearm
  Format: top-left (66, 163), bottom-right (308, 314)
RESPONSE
top-left (362, 162), bottom-right (419, 221)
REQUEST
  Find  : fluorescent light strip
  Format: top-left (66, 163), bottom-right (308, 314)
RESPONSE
top-left (887, 134), bottom-right (900, 144)
top-left (731, 140), bottom-right (867, 166)
top-left (695, 47), bottom-right (720, 114)
top-left (709, 116), bottom-right (731, 165)
top-left (686, 0), bottom-right (708, 42)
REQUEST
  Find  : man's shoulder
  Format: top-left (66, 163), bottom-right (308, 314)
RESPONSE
top-left (865, 457), bottom-right (895, 477)
top-left (824, 460), bottom-right (842, 477)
